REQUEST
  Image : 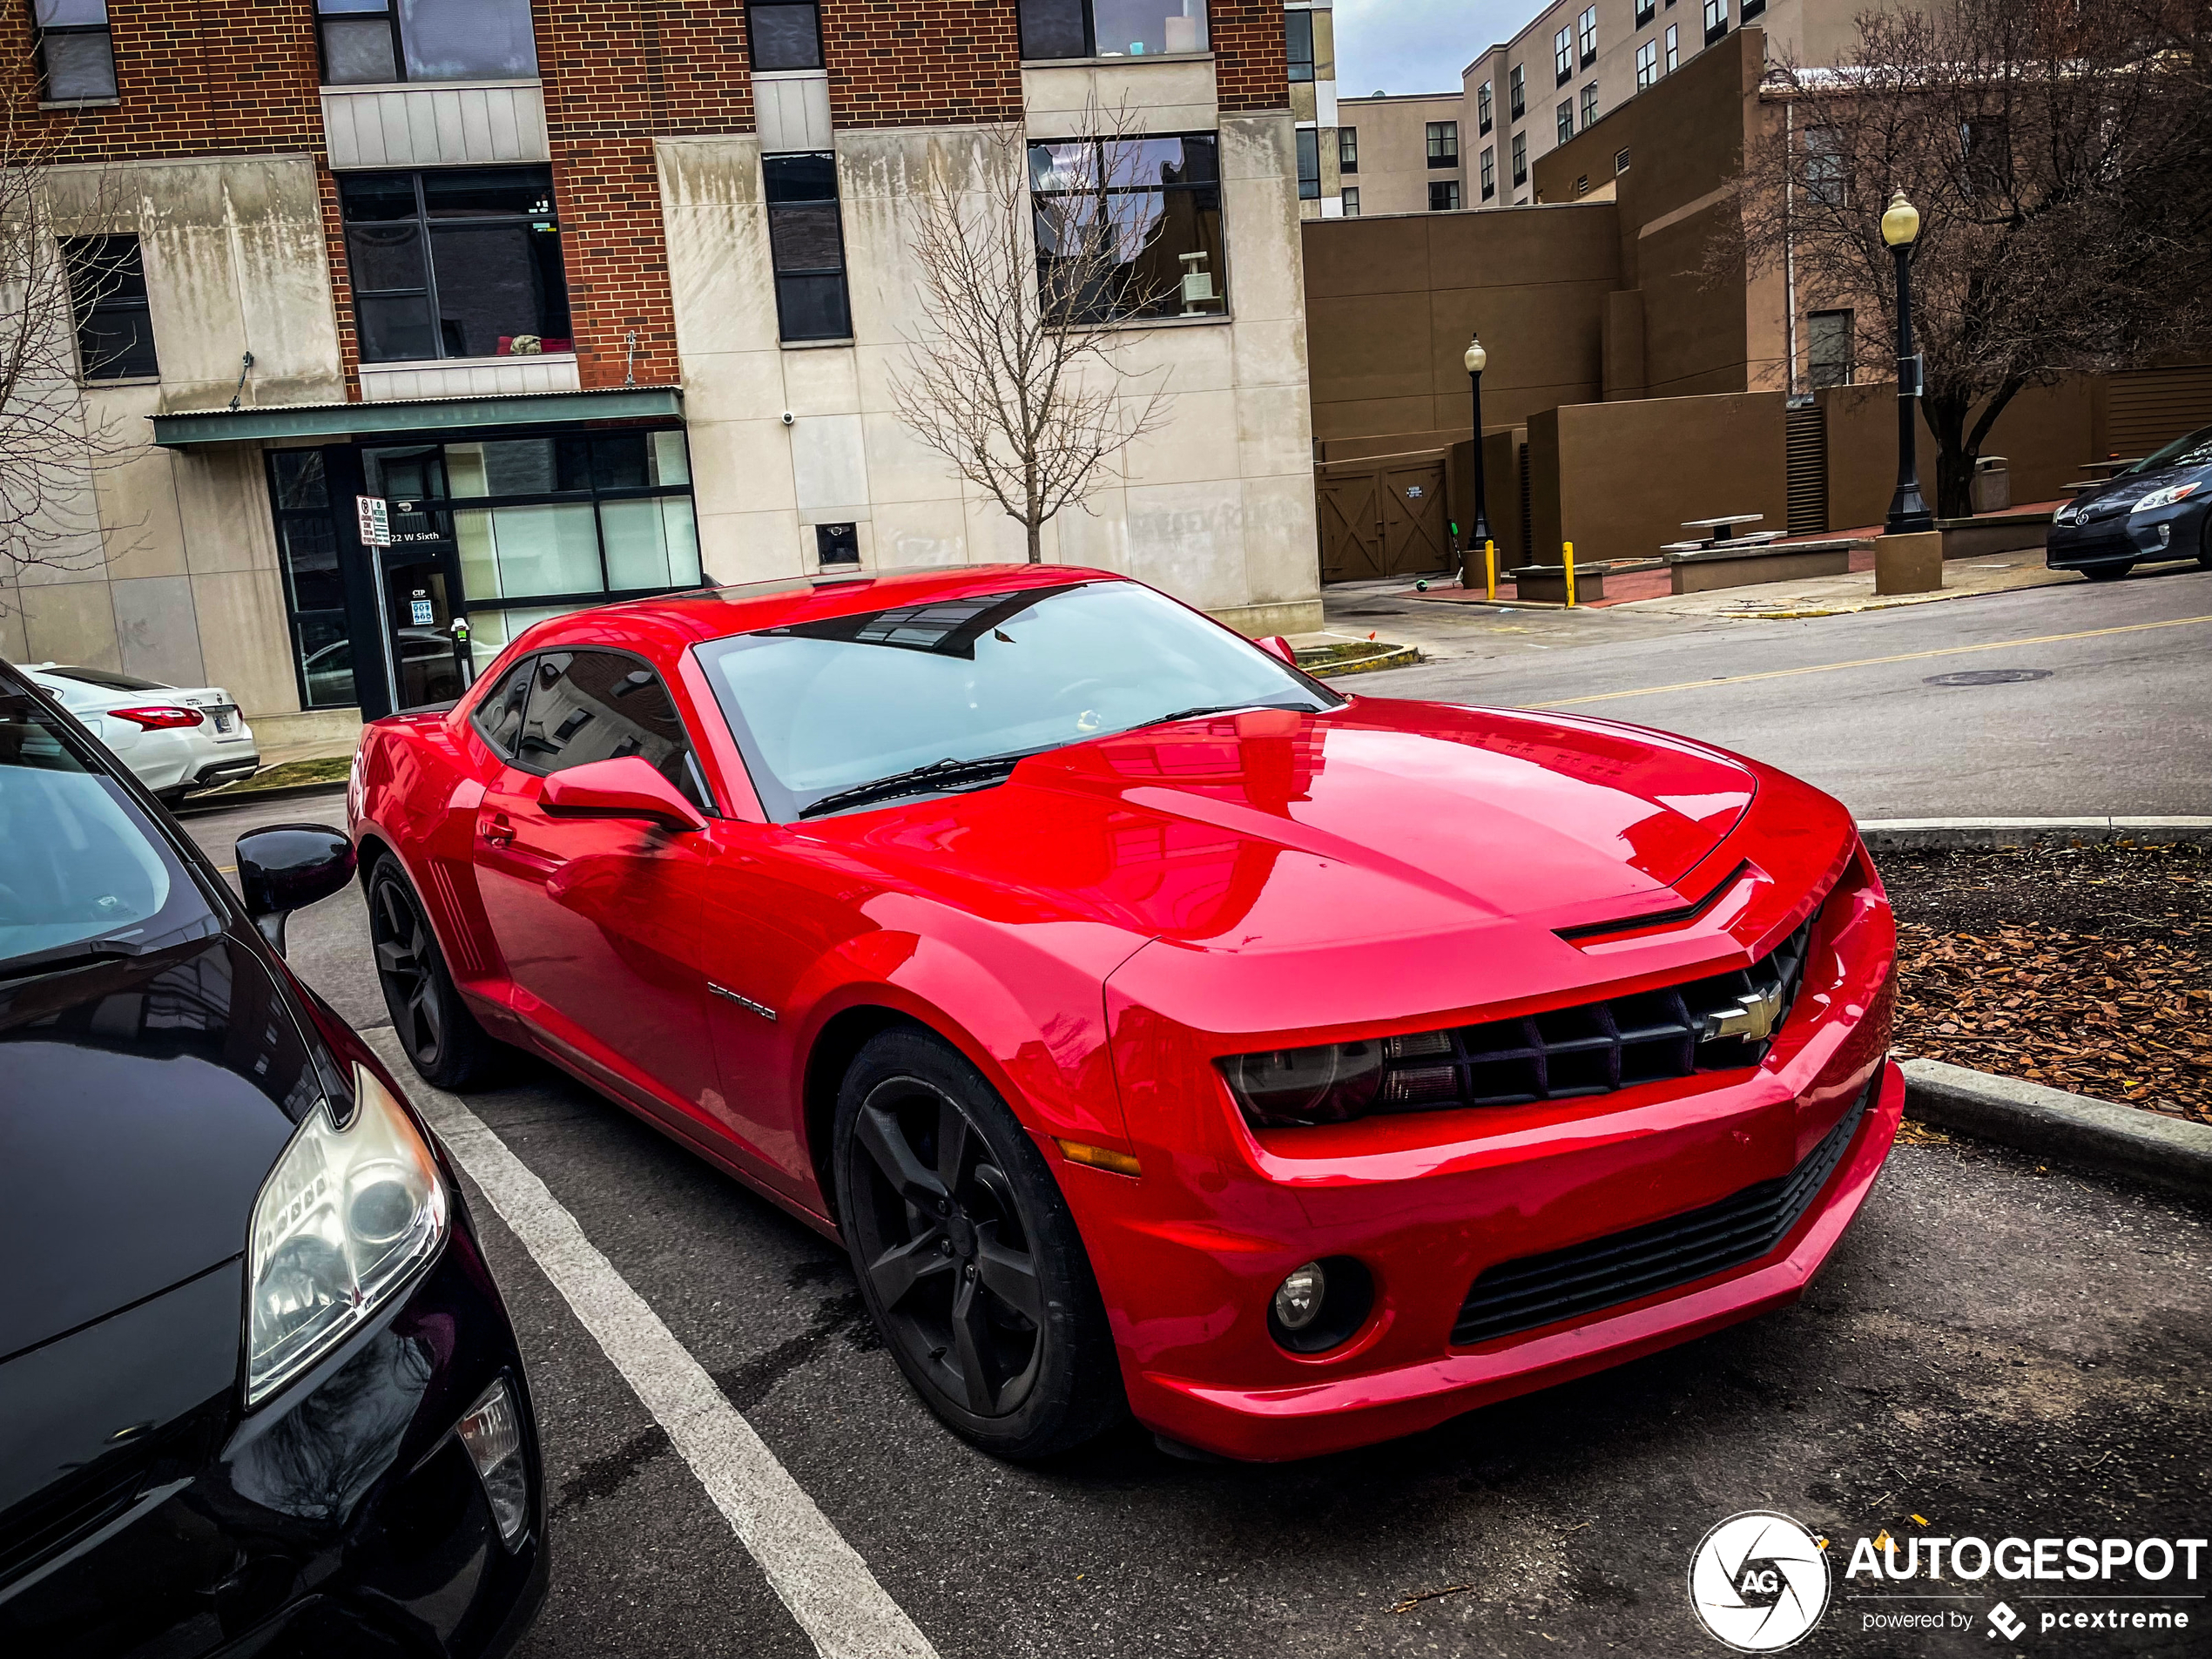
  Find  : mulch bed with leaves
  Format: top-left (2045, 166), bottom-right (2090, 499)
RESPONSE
top-left (1874, 840), bottom-right (2211, 1126)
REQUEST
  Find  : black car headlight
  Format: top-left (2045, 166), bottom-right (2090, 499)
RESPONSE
top-left (246, 1062), bottom-right (448, 1406)
top-left (1220, 1041), bottom-right (1384, 1127)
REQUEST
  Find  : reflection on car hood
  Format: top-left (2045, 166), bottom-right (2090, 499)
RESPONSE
top-left (2075, 461), bottom-right (2207, 516)
top-left (0, 935), bottom-right (324, 1363)
top-left (816, 699), bottom-right (1758, 954)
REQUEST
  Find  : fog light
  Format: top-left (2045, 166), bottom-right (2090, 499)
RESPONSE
top-left (1273, 1262), bottom-right (1327, 1331)
top-left (2157, 523), bottom-right (2172, 547)
top-left (456, 1378), bottom-right (529, 1547)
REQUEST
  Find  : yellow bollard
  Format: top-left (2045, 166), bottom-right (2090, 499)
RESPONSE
top-left (1563, 540), bottom-right (1577, 608)
top-left (1484, 538), bottom-right (1497, 601)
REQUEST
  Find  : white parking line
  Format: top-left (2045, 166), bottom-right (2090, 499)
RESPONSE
top-left (368, 1032), bottom-right (937, 1659)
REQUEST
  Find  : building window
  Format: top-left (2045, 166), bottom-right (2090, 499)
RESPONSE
top-left (1635, 39), bottom-right (1657, 87)
top-left (1703, 0), bottom-right (1727, 46)
top-left (267, 452), bottom-right (354, 711)
top-left (747, 1), bottom-right (822, 71)
top-left (1810, 308), bottom-right (1853, 388)
top-left (33, 0), bottom-right (116, 100)
top-left (1578, 5), bottom-right (1597, 66)
top-left (1285, 9), bottom-right (1314, 82)
top-left (1581, 83), bottom-right (1598, 128)
top-left (1426, 121), bottom-right (1458, 167)
top-left (1339, 126), bottom-right (1358, 172)
top-left (1666, 23), bottom-right (1679, 71)
top-left (1512, 130), bottom-right (1527, 185)
top-left (62, 235), bottom-right (157, 380)
top-left (1556, 100), bottom-right (1573, 145)
top-left (1429, 179), bottom-right (1460, 212)
top-left (1017, 0), bottom-right (1209, 60)
top-left (1296, 128), bottom-right (1321, 199)
top-left (1742, 0), bottom-right (1765, 17)
top-left (315, 0), bottom-right (539, 86)
top-left (1480, 145), bottom-right (1495, 199)
top-left (1477, 79), bottom-right (1493, 134)
top-left (1029, 133), bottom-right (1225, 323)
top-left (1509, 63), bottom-right (1525, 118)
top-left (764, 152), bottom-right (852, 341)
top-left (341, 168), bottom-right (570, 364)
top-left (1804, 125), bottom-right (1845, 206)
top-left (1341, 186), bottom-right (1359, 216)
top-left (1553, 26), bottom-right (1572, 84)
top-left (1636, 0), bottom-right (1655, 24)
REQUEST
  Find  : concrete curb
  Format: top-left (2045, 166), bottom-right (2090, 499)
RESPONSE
top-left (174, 779), bottom-right (349, 818)
top-left (1859, 817), bottom-right (2212, 850)
top-left (1900, 1057), bottom-right (2212, 1201)
top-left (1305, 644), bottom-right (1421, 678)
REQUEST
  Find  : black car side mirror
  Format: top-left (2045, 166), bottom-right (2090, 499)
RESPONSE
top-left (235, 825), bottom-right (357, 955)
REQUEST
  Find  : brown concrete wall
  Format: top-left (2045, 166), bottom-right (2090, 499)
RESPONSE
top-left (1302, 203), bottom-right (1619, 442)
top-left (1530, 391), bottom-right (1790, 566)
top-left (1821, 377), bottom-right (2095, 530)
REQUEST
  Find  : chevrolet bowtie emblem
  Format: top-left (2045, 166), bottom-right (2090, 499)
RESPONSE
top-left (1701, 981), bottom-right (1786, 1043)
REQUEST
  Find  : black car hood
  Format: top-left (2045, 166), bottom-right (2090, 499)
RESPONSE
top-left (2073, 462), bottom-right (2205, 520)
top-left (0, 935), bottom-right (327, 1364)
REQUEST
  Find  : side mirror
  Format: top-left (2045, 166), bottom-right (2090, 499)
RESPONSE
top-left (235, 824), bottom-right (357, 955)
top-left (541, 756), bottom-right (708, 833)
top-left (1256, 635), bottom-right (1298, 666)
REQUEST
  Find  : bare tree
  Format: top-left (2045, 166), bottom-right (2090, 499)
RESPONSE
top-left (1730, 0), bottom-right (2211, 516)
top-left (891, 101), bottom-right (1185, 563)
top-left (1, 63), bottom-right (141, 592)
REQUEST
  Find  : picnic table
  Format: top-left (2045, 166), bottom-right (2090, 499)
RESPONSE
top-left (1677, 513), bottom-right (1769, 548)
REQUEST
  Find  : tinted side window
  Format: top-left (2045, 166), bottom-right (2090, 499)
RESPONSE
top-left (517, 651), bottom-right (707, 807)
top-left (472, 656), bottom-right (535, 759)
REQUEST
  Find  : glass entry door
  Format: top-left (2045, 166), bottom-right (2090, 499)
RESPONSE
top-left (367, 444), bottom-right (469, 709)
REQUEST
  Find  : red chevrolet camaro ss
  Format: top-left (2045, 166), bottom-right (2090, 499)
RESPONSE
top-left (349, 564), bottom-right (1901, 1461)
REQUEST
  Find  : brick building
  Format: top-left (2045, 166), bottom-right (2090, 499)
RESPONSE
top-left (3, 0), bottom-right (1321, 741)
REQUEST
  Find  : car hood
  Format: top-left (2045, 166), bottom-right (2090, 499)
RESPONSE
top-left (0, 934), bottom-right (320, 1364)
top-left (2073, 462), bottom-right (2206, 518)
top-left (812, 698), bottom-right (1760, 963)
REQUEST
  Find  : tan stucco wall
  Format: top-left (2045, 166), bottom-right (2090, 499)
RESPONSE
top-left (659, 75), bottom-right (1321, 636)
top-left (1334, 92), bottom-right (1466, 218)
top-left (4, 155), bottom-right (343, 719)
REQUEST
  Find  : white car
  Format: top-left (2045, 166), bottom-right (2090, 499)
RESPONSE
top-left (22, 663), bottom-right (260, 806)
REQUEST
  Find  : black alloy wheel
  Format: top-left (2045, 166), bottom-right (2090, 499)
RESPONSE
top-left (834, 1028), bottom-right (1122, 1458)
top-left (368, 859), bottom-right (505, 1090)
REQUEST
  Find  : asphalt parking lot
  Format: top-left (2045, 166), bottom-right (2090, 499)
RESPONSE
top-left (183, 815), bottom-right (2212, 1656)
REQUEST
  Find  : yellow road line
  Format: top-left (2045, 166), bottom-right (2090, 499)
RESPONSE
top-left (1529, 613), bottom-right (2212, 710)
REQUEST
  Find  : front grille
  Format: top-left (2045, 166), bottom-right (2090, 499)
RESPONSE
top-left (1373, 912), bottom-right (1817, 1115)
top-left (1451, 1083), bottom-right (1871, 1345)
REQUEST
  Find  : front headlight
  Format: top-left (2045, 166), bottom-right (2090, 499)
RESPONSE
top-left (247, 1062), bottom-right (448, 1406)
top-left (2132, 482), bottom-right (2200, 513)
top-left (2053, 501), bottom-right (2080, 524)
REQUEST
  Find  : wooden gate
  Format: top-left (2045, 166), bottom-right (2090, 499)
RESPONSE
top-left (1317, 455), bottom-right (1451, 582)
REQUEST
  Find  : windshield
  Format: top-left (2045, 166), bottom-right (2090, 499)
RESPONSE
top-left (697, 580), bottom-right (1339, 819)
top-left (2127, 423), bottom-right (2212, 475)
top-left (0, 687), bottom-right (219, 967)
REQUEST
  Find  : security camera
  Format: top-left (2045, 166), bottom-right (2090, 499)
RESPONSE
top-left (780, 411), bottom-right (796, 427)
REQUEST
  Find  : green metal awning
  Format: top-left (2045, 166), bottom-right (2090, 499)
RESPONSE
top-left (150, 386), bottom-right (685, 448)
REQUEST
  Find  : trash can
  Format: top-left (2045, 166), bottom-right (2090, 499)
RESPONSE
top-left (1971, 455), bottom-right (2010, 513)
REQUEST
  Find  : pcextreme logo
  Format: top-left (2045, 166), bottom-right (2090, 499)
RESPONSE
top-left (1689, 1512), bottom-right (1832, 1652)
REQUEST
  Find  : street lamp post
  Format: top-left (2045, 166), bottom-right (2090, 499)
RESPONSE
top-left (1881, 190), bottom-right (1933, 536)
top-left (1464, 334), bottom-right (1491, 563)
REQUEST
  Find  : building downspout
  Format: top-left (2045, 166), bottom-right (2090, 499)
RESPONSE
top-left (1783, 98), bottom-right (1799, 399)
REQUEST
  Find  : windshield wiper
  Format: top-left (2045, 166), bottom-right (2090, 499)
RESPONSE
top-left (1143, 701), bottom-right (1313, 728)
top-left (799, 753), bottom-right (1031, 819)
top-left (0, 935), bottom-right (152, 984)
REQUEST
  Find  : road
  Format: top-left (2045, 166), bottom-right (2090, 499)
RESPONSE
top-left (1329, 560), bottom-right (2212, 819)
top-left (181, 565), bottom-right (2212, 1659)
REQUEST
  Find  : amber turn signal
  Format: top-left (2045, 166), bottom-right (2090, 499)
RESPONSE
top-left (1054, 1138), bottom-right (1143, 1177)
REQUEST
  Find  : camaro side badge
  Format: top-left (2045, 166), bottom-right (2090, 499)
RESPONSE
top-left (708, 983), bottom-right (777, 1022)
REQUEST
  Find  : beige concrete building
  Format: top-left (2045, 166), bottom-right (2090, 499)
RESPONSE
top-left (1332, 91), bottom-right (1467, 219)
top-left (1288, 1), bottom-right (1345, 219)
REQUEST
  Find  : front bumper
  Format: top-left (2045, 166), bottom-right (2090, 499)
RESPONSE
top-left (1075, 844), bottom-right (1899, 1462)
top-left (0, 1215), bottom-right (545, 1658)
top-left (2047, 499), bottom-right (2205, 568)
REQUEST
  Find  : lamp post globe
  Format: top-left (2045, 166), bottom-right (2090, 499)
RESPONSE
top-left (1882, 192), bottom-right (1932, 535)
top-left (1465, 334), bottom-right (1491, 561)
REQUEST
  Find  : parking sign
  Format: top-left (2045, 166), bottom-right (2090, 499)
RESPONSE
top-left (356, 495), bottom-right (392, 547)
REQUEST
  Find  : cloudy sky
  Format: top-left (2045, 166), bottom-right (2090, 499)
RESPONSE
top-left (1332, 0), bottom-right (1531, 96)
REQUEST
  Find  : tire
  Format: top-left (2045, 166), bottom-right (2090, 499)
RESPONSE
top-left (2198, 518), bottom-right (2211, 570)
top-left (833, 1028), bottom-right (1123, 1458)
top-left (368, 856), bottom-right (509, 1090)
top-left (2083, 562), bottom-right (2134, 582)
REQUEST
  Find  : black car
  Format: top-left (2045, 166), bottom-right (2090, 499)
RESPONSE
top-left (0, 659), bottom-right (545, 1656)
top-left (2048, 421), bottom-right (2212, 580)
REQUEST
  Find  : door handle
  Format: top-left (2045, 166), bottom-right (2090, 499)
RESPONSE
top-left (482, 813), bottom-right (514, 848)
